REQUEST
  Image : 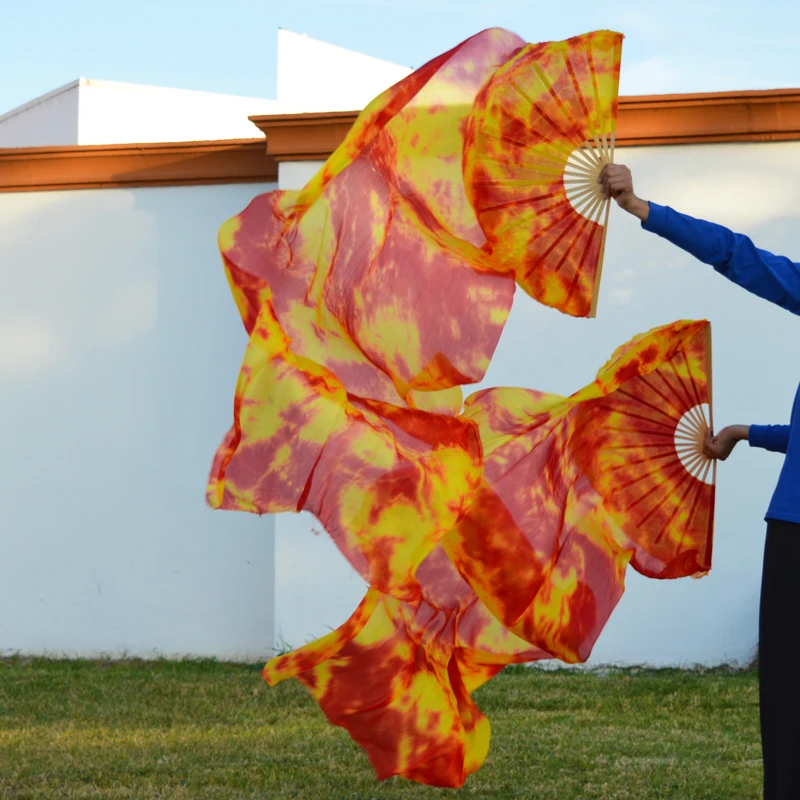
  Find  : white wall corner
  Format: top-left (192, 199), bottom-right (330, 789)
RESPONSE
top-left (0, 82), bottom-right (80, 147)
top-left (278, 160), bottom-right (325, 191)
top-left (277, 29), bottom-right (412, 113)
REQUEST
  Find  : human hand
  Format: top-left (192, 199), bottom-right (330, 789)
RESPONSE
top-left (598, 164), bottom-right (650, 221)
top-left (703, 425), bottom-right (750, 461)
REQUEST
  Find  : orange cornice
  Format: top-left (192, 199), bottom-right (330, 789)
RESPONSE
top-left (249, 111), bottom-right (360, 161)
top-left (251, 89), bottom-right (800, 160)
top-left (0, 139), bottom-right (278, 193)
top-left (619, 89), bottom-right (800, 146)
top-left (2, 89), bottom-right (798, 194)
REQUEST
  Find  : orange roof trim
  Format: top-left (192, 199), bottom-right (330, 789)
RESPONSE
top-left (1, 89), bottom-right (798, 193)
top-left (252, 89), bottom-right (800, 160)
top-left (0, 139), bottom-right (277, 193)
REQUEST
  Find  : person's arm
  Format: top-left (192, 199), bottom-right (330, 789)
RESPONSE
top-left (599, 165), bottom-right (800, 315)
top-left (703, 423), bottom-right (791, 460)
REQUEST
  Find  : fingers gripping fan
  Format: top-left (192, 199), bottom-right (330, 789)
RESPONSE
top-left (572, 321), bottom-right (716, 578)
top-left (465, 30), bottom-right (623, 318)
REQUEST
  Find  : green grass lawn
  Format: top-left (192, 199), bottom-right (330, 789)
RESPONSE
top-left (0, 658), bottom-right (761, 799)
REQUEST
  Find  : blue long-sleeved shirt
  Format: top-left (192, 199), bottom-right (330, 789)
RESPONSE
top-left (643, 202), bottom-right (800, 525)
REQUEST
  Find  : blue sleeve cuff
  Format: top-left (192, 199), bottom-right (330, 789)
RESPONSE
top-left (641, 201), bottom-right (667, 234)
top-left (749, 425), bottom-right (791, 454)
top-left (749, 425), bottom-right (769, 449)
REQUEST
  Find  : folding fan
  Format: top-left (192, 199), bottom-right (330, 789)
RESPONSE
top-left (464, 29), bottom-right (623, 318)
top-left (571, 321), bottom-right (715, 577)
top-left (435, 320), bottom-right (714, 668)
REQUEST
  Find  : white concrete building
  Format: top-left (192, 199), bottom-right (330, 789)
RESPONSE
top-left (0, 30), bottom-right (410, 148)
top-left (0, 79), bottom-right (280, 148)
top-left (1, 30), bottom-right (798, 667)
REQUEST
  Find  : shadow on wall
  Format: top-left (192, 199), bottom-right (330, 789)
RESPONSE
top-left (0, 183), bottom-right (277, 661)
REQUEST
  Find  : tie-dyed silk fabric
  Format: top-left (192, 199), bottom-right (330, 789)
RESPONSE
top-left (208, 27), bottom-right (714, 788)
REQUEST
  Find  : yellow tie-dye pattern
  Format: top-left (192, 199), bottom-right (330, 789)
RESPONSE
top-left (207, 26), bottom-right (715, 792)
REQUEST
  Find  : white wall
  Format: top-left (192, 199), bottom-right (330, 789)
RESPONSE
top-left (277, 29), bottom-right (412, 113)
top-left (277, 160), bottom-right (324, 192)
top-left (0, 182), bottom-right (277, 660)
top-left (3, 141), bottom-right (796, 666)
top-left (275, 141), bottom-right (800, 666)
top-left (0, 82), bottom-right (80, 147)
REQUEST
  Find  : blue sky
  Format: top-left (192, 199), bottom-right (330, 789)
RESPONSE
top-left (3, 0), bottom-right (799, 114)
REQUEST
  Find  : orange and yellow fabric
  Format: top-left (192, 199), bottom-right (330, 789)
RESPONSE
top-left (261, 322), bottom-right (714, 785)
top-left (214, 28), bottom-right (624, 417)
top-left (208, 294), bottom-right (483, 599)
top-left (217, 28), bottom-right (533, 408)
top-left (207, 25), bottom-right (716, 790)
top-left (209, 27), bottom-right (627, 598)
top-left (445, 320), bottom-right (714, 663)
top-left (264, 545), bottom-right (544, 788)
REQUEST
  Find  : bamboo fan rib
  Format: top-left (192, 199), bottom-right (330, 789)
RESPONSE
top-left (464, 30), bottom-right (623, 318)
top-left (674, 403), bottom-right (713, 486)
top-left (564, 134), bottom-right (615, 225)
top-left (571, 324), bottom-right (715, 576)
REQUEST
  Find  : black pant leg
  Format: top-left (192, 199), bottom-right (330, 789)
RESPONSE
top-left (759, 520), bottom-right (800, 800)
